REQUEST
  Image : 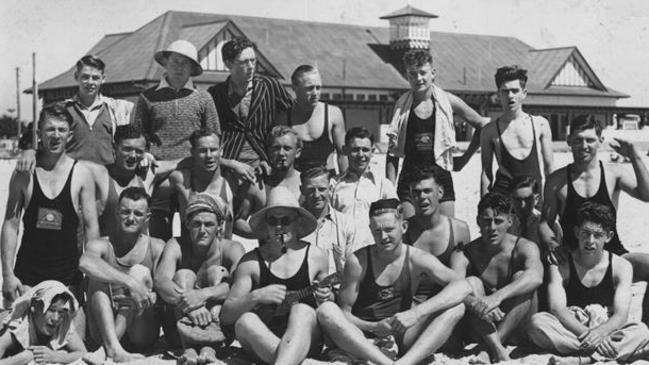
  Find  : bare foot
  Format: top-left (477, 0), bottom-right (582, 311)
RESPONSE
top-left (198, 346), bottom-right (217, 364)
top-left (83, 347), bottom-right (106, 365)
top-left (178, 348), bottom-right (199, 365)
top-left (468, 350), bottom-right (491, 364)
top-left (109, 348), bottom-right (145, 363)
top-left (492, 344), bottom-right (511, 363)
top-left (548, 355), bottom-right (591, 365)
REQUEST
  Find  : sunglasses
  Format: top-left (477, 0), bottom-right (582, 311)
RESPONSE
top-left (265, 215), bottom-right (295, 226)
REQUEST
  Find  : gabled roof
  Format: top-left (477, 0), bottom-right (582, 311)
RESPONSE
top-left (380, 5), bottom-right (439, 19)
top-left (428, 32), bottom-right (531, 92)
top-left (526, 47), bottom-right (575, 89)
top-left (524, 46), bottom-right (627, 97)
top-left (35, 10), bottom-right (627, 100)
top-left (179, 21), bottom-right (228, 52)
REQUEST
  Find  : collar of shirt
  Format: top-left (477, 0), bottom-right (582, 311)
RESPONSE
top-left (70, 93), bottom-right (105, 111)
top-left (156, 75), bottom-right (195, 91)
top-left (337, 167), bottom-right (377, 184)
top-left (314, 204), bottom-right (337, 224)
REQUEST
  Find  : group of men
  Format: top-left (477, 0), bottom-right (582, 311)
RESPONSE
top-left (0, 34), bottom-right (647, 365)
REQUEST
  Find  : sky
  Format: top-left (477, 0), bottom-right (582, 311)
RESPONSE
top-left (1, 0), bottom-right (648, 121)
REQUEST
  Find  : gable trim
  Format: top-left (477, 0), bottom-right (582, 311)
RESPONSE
top-left (544, 47), bottom-right (606, 91)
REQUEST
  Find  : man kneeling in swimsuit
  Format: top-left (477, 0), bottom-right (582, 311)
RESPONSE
top-left (80, 187), bottom-right (165, 362)
top-left (450, 192), bottom-right (543, 362)
top-left (154, 194), bottom-right (244, 365)
top-left (318, 199), bottom-right (471, 365)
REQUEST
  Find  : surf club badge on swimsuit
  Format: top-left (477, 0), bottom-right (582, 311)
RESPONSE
top-left (414, 132), bottom-right (433, 152)
top-left (36, 207), bottom-right (63, 230)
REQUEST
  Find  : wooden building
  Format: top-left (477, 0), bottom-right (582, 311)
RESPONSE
top-left (33, 6), bottom-right (642, 141)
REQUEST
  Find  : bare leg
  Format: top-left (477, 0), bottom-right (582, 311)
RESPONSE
top-left (195, 264), bottom-right (229, 294)
top-left (623, 252), bottom-right (649, 323)
top-left (465, 276), bottom-right (509, 362)
top-left (235, 312), bottom-right (281, 364)
top-left (497, 272), bottom-right (537, 344)
top-left (118, 265), bottom-right (159, 352)
top-left (274, 303), bottom-right (321, 365)
top-left (172, 269), bottom-right (199, 356)
top-left (317, 301), bottom-right (393, 365)
top-left (87, 283), bottom-right (144, 363)
top-left (396, 304), bottom-right (465, 365)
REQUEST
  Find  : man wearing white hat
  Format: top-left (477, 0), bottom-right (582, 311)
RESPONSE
top-left (220, 186), bottom-right (332, 365)
top-left (132, 39), bottom-right (220, 240)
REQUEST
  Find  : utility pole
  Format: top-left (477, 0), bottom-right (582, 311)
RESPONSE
top-left (15, 67), bottom-right (21, 138)
top-left (32, 52), bottom-right (37, 149)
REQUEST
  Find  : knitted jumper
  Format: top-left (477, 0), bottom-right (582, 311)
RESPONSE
top-left (133, 86), bottom-right (220, 160)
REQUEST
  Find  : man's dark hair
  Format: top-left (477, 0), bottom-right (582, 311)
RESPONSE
top-left (39, 102), bottom-right (72, 129)
top-left (118, 186), bottom-right (150, 207)
top-left (570, 114), bottom-right (603, 137)
top-left (369, 198), bottom-right (403, 219)
top-left (114, 125), bottom-right (147, 146)
top-left (494, 65), bottom-right (528, 89)
top-left (509, 175), bottom-right (539, 194)
top-left (267, 125), bottom-right (302, 150)
top-left (300, 165), bottom-right (330, 183)
top-left (344, 127), bottom-right (374, 146)
top-left (75, 55), bottom-right (106, 73)
top-left (576, 202), bottom-right (616, 233)
top-left (402, 49), bottom-right (433, 69)
top-left (291, 64), bottom-right (318, 86)
top-left (189, 128), bottom-right (220, 149)
top-left (407, 166), bottom-right (440, 187)
top-left (477, 192), bottom-right (512, 216)
top-left (222, 37), bottom-right (257, 63)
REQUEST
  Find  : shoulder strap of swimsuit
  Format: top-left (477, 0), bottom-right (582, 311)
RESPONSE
top-left (64, 160), bottom-right (78, 188)
top-left (324, 104), bottom-right (330, 139)
top-left (529, 114), bottom-right (537, 140)
top-left (447, 217), bottom-right (455, 247)
top-left (597, 160), bottom-right (608, 194)
top-left (365, 245), bottom-right (374, 279)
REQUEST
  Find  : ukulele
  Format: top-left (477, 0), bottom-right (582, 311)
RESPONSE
top-left (255, 272), bottom-right (341, 319)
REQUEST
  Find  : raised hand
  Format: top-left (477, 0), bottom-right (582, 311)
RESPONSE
top-left (610, 138), bottom-right (638, 159)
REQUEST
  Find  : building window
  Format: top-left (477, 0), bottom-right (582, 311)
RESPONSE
top-left (333, 93), bottom-right (342, 100)
top-left (356, 94), bottom-right (366, 101)
top-left (368, 94), bottom-right (377, 101)
top-left (344, 94), bottom-right (354, 101)
top-left (379, 95), bottom-right (388, 101)
top-left (321, 93), bottom-right (330, 101)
